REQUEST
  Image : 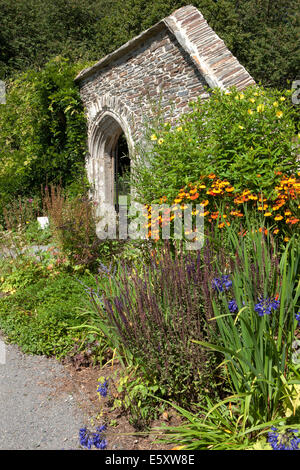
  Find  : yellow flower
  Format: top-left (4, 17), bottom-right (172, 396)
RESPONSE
top-left (248, 109), bottom-right (253, 115)
top-left (264, 212), bottom-right (272, 217)
top-left (238, 125), bottom-right (245, 130)
top-left (276, 111), bottom-right (283, 118)
top-left (257, 104), bottom-right (265, 113)
top-left (249, 98), bottom-right (255, 103)
top-left (239, 93), bottom-right (245, 100)
top-left (280, 96), bottom-right (286, 101)
top-left (151, 134), bottom-right (157, 141)
top-left (158, 138), bottom-right (164, 145)
top-left (273, 101), bottom-right (279, 107)
top-left (176, 126), bottom-right (183, 132)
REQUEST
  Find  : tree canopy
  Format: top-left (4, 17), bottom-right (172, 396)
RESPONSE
top-left (0, 0), bottom-right (299, 88)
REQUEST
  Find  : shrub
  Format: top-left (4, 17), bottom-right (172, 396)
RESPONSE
top-left (88, 241), bottom-right (232, 407)
top-left (42, 184), bottom-right (102, 269)
top-left (133, 85), bottom-right (299, 205)
top-left (196, 227), bottom-right (300, 426)
top-left (0, 57), bottom-right (89, 209)
top-left (0, 265), bottom-right (95, 358)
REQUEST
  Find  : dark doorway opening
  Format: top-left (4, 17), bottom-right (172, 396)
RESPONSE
top-left (114, 132), bottom-right (130, 212)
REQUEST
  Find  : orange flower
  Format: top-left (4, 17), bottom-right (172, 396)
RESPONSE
top-left (273, 229), bottom-right (280, 235)
top-left (208, 173), bottom-right (216, 179)
top-left (225, 186), bottom-right (234, 192)
top-left (190, 193), bottom-right (199, 200)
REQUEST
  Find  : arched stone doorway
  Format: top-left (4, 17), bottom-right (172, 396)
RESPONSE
top-left (87, 110), bottom-right (133, 236)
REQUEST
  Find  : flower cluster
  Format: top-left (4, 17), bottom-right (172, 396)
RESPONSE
top-left (79, 425), bottom-right (107, 450)
top-left (144, 172), bottom-right (299, 241)
top-left (254, 297), bottom-right (280, 317)
top-left (267, 427), bottom-right (300, 450)
top-left (212, 274), bottom-right (232, 293)
top-left (97, 378), bottom-right (108, 398)
top-left (228, 299), bottom-right (238, 313)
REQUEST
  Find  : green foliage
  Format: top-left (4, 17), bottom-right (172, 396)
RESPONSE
top-left (112, 366), bottom-right (167, 429)
top-left (0, 57), bottom-right (89, 206)
top-left (0, 259), bottom-right (96, 358)
top-left (195, 225), bottom-right (300, 426)
top-left (99, 0), bottom-right (299, 89)
top-left (133, 85), bottom-right (299, 204)
top-left (0, 0), bottom-right (298, 90)
top-left (0, 0), bottom-right (113, 79)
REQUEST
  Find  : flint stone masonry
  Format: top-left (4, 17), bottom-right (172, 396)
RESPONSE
top-left (75, 5), bottom-right (255, 236)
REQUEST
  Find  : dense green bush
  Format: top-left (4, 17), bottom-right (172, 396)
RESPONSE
top-left (0, 57), bottom-right (90, 208)
top-left (133, 85), bottom-right (299, 204)
top-left (0, 261), bottom-right (95, 357)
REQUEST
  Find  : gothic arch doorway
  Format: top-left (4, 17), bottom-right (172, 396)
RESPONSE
top-left (88, 111), bottom-right (133, 231)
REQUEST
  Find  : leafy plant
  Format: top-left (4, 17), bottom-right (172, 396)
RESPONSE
top-left (88, 241), bottom-right (229, 407)
top-left (194, 224), bottom-right (300, 426)
top-left (133, 85), bottom-right (299, 205)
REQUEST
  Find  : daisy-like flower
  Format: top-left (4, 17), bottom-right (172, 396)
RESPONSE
top-left (257, 104), bottom-right (265, 113)
top-left (276, 111), bottom-right (283, 118)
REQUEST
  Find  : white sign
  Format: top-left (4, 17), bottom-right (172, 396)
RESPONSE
top-left (37, 217), bottom-right (49, 229)
top-left (0, 339), bottom-right (6, 365)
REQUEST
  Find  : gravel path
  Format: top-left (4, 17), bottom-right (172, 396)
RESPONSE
top-left (0, 332), bottom-right (88, 450)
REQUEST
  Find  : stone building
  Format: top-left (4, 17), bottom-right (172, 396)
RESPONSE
top-left (75, 4), bottom-right (255, 235)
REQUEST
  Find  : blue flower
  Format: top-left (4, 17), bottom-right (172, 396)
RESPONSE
top-left (228, 299), bottom-right (238, 313)
top-left (254, 297), bottom-right (280, 317)
top-left (295, 312), bottom-right (300, 325)
top-left (79, 425), bottom-right (107, 450)
top-left (97, 379), bottom-right (108, 398)
top-left (212, 274), bottom-right (232, 293)
top-left (267, 427), bottom-right (300, 450)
